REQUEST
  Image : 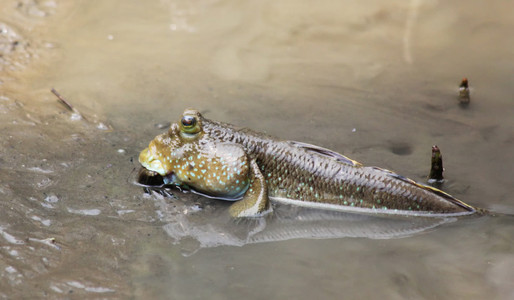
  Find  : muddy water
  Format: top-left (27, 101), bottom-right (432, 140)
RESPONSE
top-left (1, 0), bottom-right (514, 298)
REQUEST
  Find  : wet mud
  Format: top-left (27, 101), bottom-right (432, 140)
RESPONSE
top-left (1, 0), bottom-right (514, 299)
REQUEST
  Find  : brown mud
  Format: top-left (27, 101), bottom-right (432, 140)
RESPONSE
top-left (1, 1), bottom-right (514, 299)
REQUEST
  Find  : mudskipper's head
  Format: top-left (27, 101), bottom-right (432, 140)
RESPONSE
top-left (138, 108), bottom-right (249, 198)
top-left (138, 108), bottom-right (204, 176)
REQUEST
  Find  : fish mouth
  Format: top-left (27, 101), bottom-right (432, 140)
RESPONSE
top-left (136, 167), bottom-right (180, 186)
top-left (137, 167), bottom-right (165, 187)
top-left (135, 167), bottom-right (242, 201)
top-left (134, 168), bottom-right (182, 199)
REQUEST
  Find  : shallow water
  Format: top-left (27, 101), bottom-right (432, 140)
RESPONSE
top-left (1, 0), bottom-right (514, 298)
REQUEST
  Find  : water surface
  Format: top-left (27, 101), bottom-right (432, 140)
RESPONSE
top-left (1, 0), bottom-right (513, 298)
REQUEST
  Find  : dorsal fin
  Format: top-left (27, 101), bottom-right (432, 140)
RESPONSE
top-left (371, 167), bottom-right (475, 212)
top-left (289, 141), bottom-right (362, 167)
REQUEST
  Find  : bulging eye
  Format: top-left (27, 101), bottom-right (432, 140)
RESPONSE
top-left (179, 114), bottom-right (201, 136)
top-left (181, 115), bottom-right (196, 128)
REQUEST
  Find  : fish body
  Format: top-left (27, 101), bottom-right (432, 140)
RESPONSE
top-left (139, 109), bottom-right (476, 218)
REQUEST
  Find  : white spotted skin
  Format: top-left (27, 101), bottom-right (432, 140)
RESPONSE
top-left (139, 124), bottom-right (251, 198)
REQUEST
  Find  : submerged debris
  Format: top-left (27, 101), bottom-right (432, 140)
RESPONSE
top-left (458, 77), bottom-right (470, 105)
top-left (51, 88), bottom-right (87, 121)
top-left (428, 145), bottom-right (444, 183)
top-left (50, 88), bottom-right (113, 130)
top-left (27, 237), bottom-right (61, 250)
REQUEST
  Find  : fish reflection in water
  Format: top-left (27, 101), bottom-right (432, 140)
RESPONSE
top-left (144, 188), bottom-right (454, 255)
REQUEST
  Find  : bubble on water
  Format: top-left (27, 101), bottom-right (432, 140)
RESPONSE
top-left (96, 122), bottom-right (109, 130)
top-left (0, 227), bottom-right (24, 244)
top-left (117, 209), bottom-right (134, 216)
top-left (67, 208), bottom-right (101, 216)
top-left (7, 249), bottom-right (19, 257)
top-left (41, 202), bottom-right (54, 209)
top-left (189, 204), bottom-right (203, 212)
top-left (27, 166), bottom-right (53, 174)
top-left (50, 285), bottom-right (63, 293)
top-left (67, 281), bottom-right (85, 288)
top-left (27, 238), bottom-right (60, 250)
top-left (85, 286), bottom-right (116, 293)
top-left (70, 112), bottom-right (82, 121)
top-left (110, 237), bottom-right (126, 246)
top-left (36, 177), bottom-right (53, 188)
top-left (44, 194), bottom-right (59, 203)
top-left (66, 281), bottom-right (115, 293)
top-left (31, 215), bottom-right (51, 226)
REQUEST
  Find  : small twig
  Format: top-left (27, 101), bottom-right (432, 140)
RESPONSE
top-left (458, 78), bottom-right (470, 105)
top-left (51, 88), bottom-right (88, 121)
top-left (27, 237), bottom-right (61, 250)
top-left (51, 88), bottom-right (75, 112)
top-left (428, 145), bottom-right (444, 182)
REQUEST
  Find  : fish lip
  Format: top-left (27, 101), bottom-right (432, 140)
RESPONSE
top-left (139, 147), bottom-right (169, 176)
top-left (143, 168), bottom-right (159, 177)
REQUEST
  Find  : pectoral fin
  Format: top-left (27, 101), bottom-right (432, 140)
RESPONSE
top-left (229, 159), bottom-right (272, 218)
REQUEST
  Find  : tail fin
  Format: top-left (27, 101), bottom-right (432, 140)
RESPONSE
top-left (372, 167), bottom-right (476, 213)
